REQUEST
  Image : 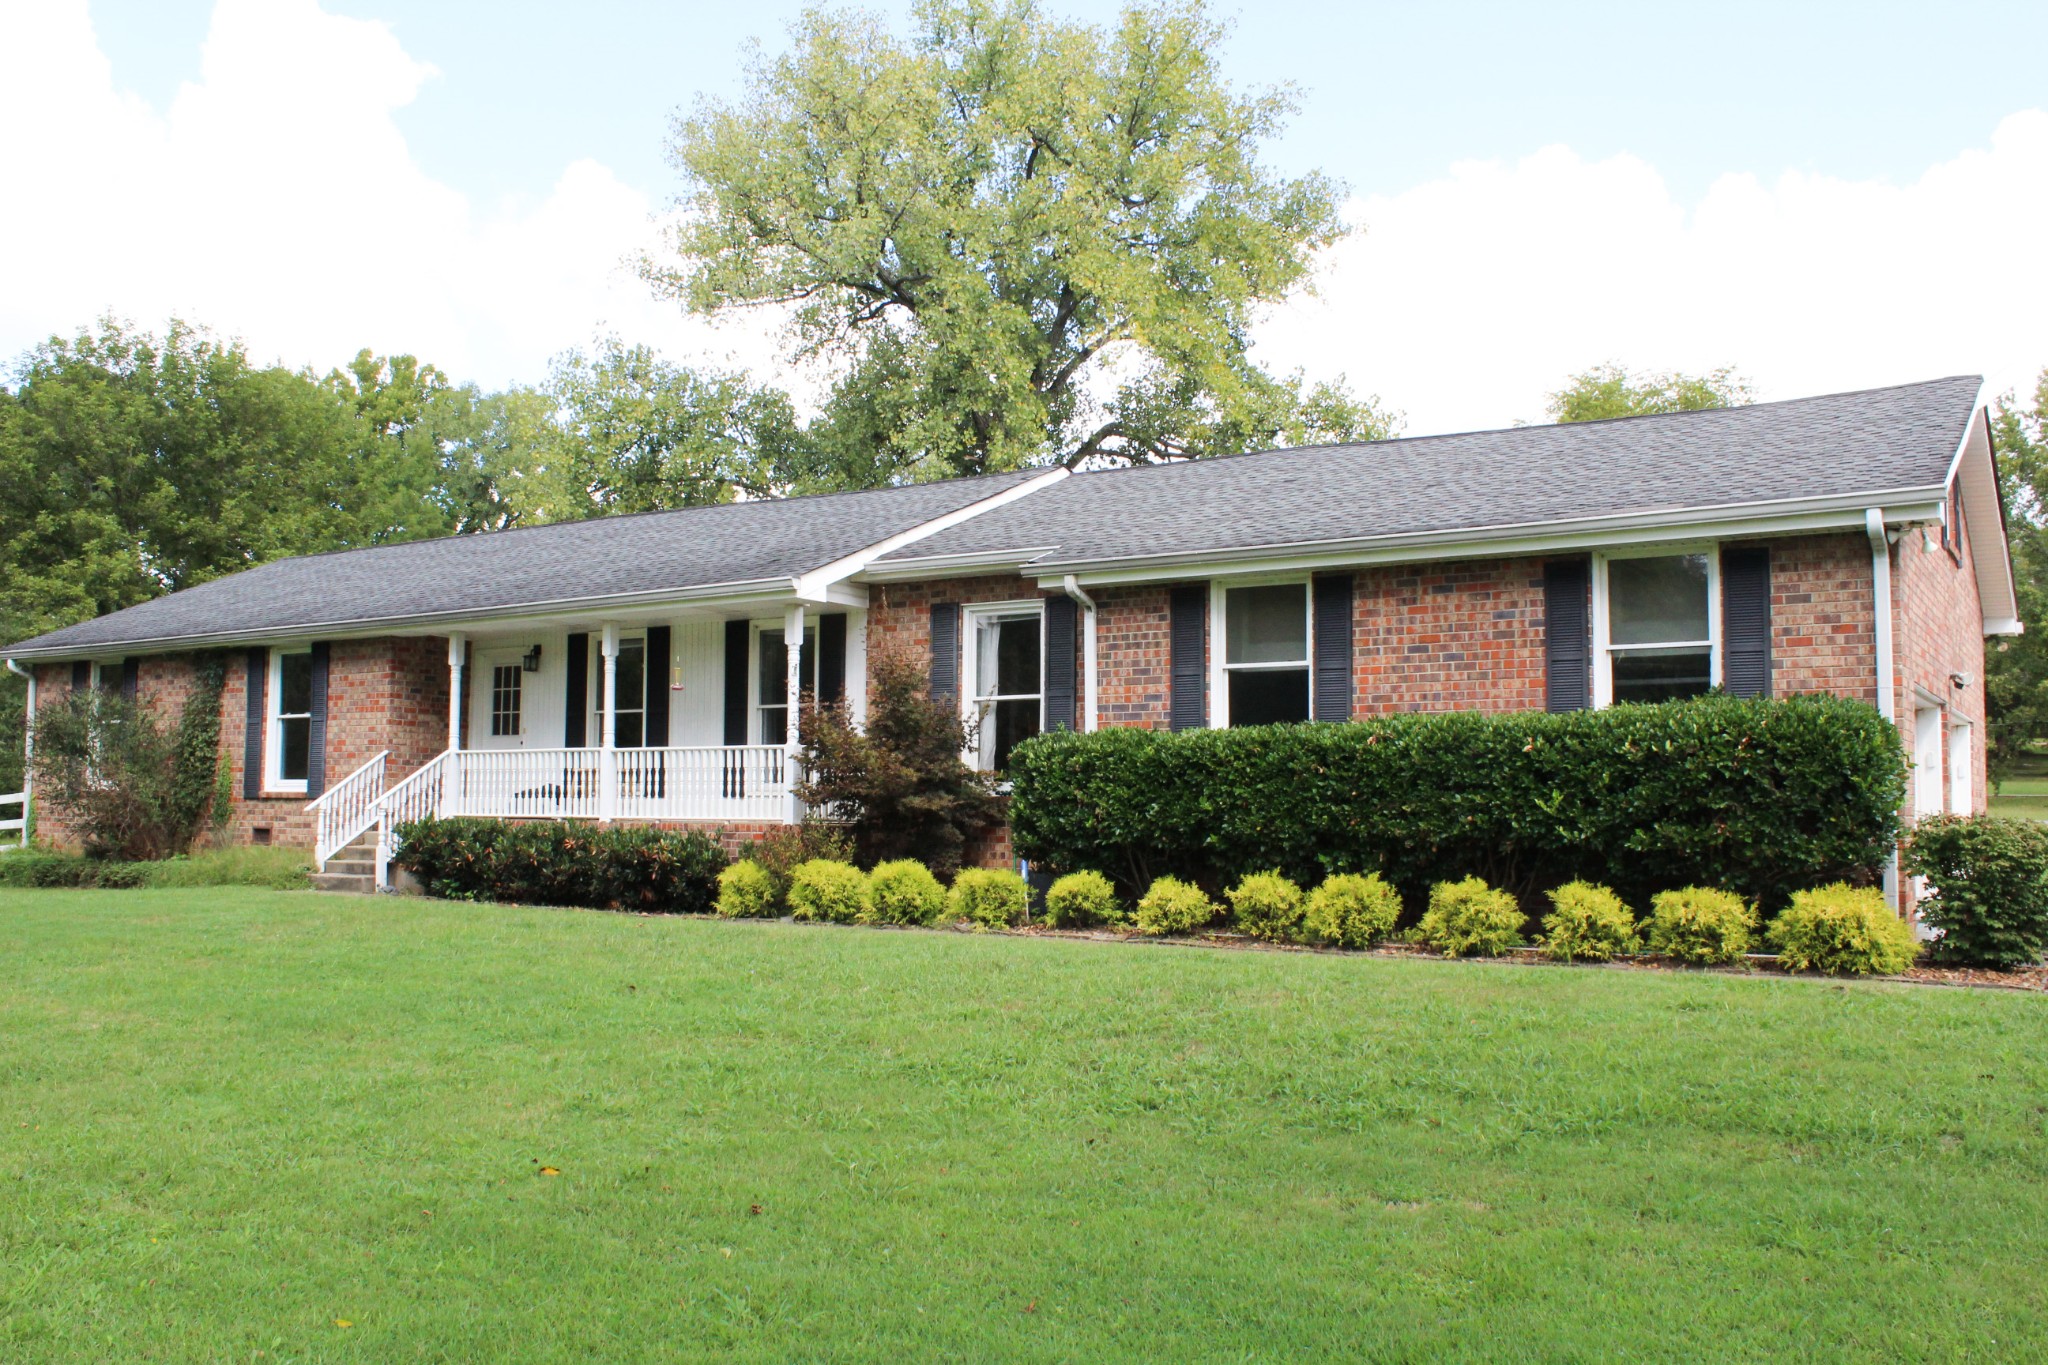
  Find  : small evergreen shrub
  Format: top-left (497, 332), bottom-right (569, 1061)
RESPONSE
top-left (1768, 883), bottom-right (1919, 976)
top-left (1416, 877), bottom-right (1525, 957)
top-left (391, 817), bottom-right (728, 912)
top-left (1645, 887), bottom-right (1756, 965)
top-left (750, 821), bottom-right (855, 911)
top-left (787, 859), bottom-right (869, 923)
top-left (1043, 869), bottom-right (1120, 928)
top-left (950, 867), bottom-right (1029, 931)
top-left (1540, 881), bottom-right (1639, 962)
top-left (1905, 815), bottom-right (2048, 969)
top-left (1227, 871), bottom-right (1306, 941)
top-left (1133, 876), bottom-right (1219, 936)
top-left (1301, 872), bottom-right (1401, 949)
top-left (716, 860), bottom-right (777, 919)
top-left (864, 859), bottom-right (948, 926)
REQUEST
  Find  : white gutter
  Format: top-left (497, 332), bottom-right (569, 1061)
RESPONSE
top-left (6, 658), bottom-right (31, 843)
top-left (1867, 508), bottom-right (1901, 912)
top-left (1061, 575), bottom-right (1099, 732)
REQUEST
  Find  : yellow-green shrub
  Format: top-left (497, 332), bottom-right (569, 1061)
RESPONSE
top-left (950, 867), bottom-right (1029, 930)
top-left (1227, 871), bottom-right (1305, 941)
top-left (1768, 883), bottom-right (1919, 976)
top-left (1043, 870), bottom-right (1120, 928)
top-left (1416, 877), bottom-right (1524, 957)
top-left (1540, 881), bottom-right (1639, 962)
top-left (787, 859), bottom-right (868, 923)
top-left (863, 859), bottom-right (947, 925)
top-left (1646, 887), bottom-right (1755, 965)
top-left (715, 860), bottom-right (777, 919)
top-left (1301, 872), bottom-right (1401, 948)
top-left (1134, 876), bottom-right (1218, 936)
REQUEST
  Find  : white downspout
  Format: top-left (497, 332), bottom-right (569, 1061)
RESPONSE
top-left (1062, 575), bottom-right (1098, 732)
top-left (6, 658), bottom-right (32, 846)
top-left (1867, 509), bottom-right (1900, 911)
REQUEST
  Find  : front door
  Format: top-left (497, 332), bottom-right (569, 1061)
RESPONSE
top-left (475, 648), bottom-right (530, 749)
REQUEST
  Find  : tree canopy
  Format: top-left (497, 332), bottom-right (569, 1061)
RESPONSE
top-left (1987, 369), bottom-right (2048, 780)
top-left (1547, 363), bottom-right (1754, 423)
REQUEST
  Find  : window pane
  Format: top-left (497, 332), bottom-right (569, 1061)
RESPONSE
top-left (1611, 647), bottom-right (1712, 703)
top-left (991, 697), bottom-right (1039, 770)
top-left (1227, 584), bottom-right (1308, 664)
top-left (615, 641), bottom-right (645, 711)
top-left (758, 629), bottom-right (786, 703)
top-left (490, 665), bottom-right (522, 737)
top-left (279, 651), bottom-right (313, 714)
top-left (616, 712), bottom-right (645, 749)
top-left (759, 705), bottom-right (788, 743)
top-left (280, 716), bottom-right (311, 781)
top-left (1229, 668), bottom-right (1310, 726)
top-left (1609, 555), bottom-right (1709, 645)
top-left (994, 617), bottom-right (1040, 696)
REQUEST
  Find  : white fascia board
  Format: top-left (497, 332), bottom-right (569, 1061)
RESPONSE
top-left (791, 468), bottom-right (1068, 602)
top-left (1954, 406), bottom-right (2021, 626)
top-left (858, 547), bottom-right (1063, 582)
top-left (1985, 615), bottom-right (2025, 637)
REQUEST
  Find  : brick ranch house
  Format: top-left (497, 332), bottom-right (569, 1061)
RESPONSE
top-left (4, 376), bottom-right (2018, 909)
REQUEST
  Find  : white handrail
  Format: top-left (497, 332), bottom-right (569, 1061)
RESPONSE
top-left (309, 751), bottom-right (388, 864)
top-left (0, 789), bottom-right (24, 854)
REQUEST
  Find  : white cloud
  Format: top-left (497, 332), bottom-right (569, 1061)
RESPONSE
top-left (1258, 111), bottom-right (2048, 434)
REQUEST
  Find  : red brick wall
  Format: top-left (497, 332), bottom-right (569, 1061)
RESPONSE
top-left (865, 574), bottom-right (1052, 681)
top-left (1351, 559), bottom-right (1549, 715)
top-left (1093, 584), bottom-right (1183, 729)
top-left (1896, 515), bottom-right (1989, 818)
top-left (1768, 533), bottom-right (1878, 703)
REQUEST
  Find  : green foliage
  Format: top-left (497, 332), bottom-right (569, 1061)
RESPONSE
top-left (864, 859), bottom-right (948, 926)
top-left (1416, 877), bottom-right (1525, 958)
top-left (715, 860), bottom-right (778, 919)
top-left (949, 866), bottom-right (1029, 931)
top-left (1645, 888), bottom-right (1756, 966)
top-left (1301, 872), bottom-right (1401, 949)
top-left (1546, 362), bottom-right (1753, 424)
top-left (142, 844), bottom-right (311, 890)
top-left (1987, 371), bottom-right (2048, 781)
top-left (798, 652), bottom-right (1003, 876)
top-left (1226, 870), bottom-right (1305, 942)
top-left (787, 859), bottom-right (870, 924)
top-left (393, 817), bottom-right (727, 913)
top-left (1008, 695), bottom-right (1905, 911)
top-left (652, 0), bottom-right (1390, 481)
top-left (0, 849), bottom-right (151, 888)
top-left (748, 821), bottom-right (855, 912)
top-left (1042, 869), bottom-right (1121, 928)
top-left (1905, 815), bottom-right (2048, 969)
top-left (1133, 875), bottom-right (1218, 937)
top-left (1540, 881), bottom-right (1639, 963)
top-left (1768, 883), bottom-right (1918, 976)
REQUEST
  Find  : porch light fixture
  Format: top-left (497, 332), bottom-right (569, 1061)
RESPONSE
top-left (522, 645), bottom-right (542, 673)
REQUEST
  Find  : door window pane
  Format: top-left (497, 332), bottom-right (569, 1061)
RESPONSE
top-left (490, 665), bottom-right (523, 737)
top-left (1226, 584), bottom-right (1309, 664)
top-left (1609, 554), bottom-right (1709, 645)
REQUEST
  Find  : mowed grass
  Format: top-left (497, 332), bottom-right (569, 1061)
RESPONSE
top-left (2, 893), bottom-right (2045, 1363)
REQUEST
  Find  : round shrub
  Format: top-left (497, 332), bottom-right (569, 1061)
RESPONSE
top-left (1134, 876), bottom-right (1219, 936)
top-left (1301, 872), bottom-right (1401, 949)
top-left (1043, 869), bottom-right (1120, 928)
top-left (1645, 887), bottom-right (1755, 965)
top-left (1227, 871), bottom-right (1306, 941)
top-left (715, 860), bottom-right (777, 919)
top-left (950, 867), bottom-right (1029, 931)
top-left (1416, 877), bottom-right (1525, 957)
top-left (1768, 883), bottom-right (1919, 976)
top-left (1904, 814), bottom-right (2048, 969)
top-left (1540, 881), bottom-right (1639, 962)
top-left (787, 859), bottom-right (869, 924)
top-left (864, 859), bottom-right (947, 926)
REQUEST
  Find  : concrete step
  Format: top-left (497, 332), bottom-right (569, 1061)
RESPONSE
top-left (311, 871), bottom-right (377, 895)
top-left (323, 857), bottom-right (376, 876)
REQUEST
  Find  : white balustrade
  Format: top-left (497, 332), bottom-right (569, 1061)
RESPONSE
top-left (309, 751), bottom-right (387, 863)
top-left (0, 790), bottom-right (24, 854)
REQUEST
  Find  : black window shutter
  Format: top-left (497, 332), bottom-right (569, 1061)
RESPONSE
top-left (929, 602), bottom-right (960, 702)
top-left (818, 612), bottom-right (848, 706)
top-left (1312, 575), bottom-right (1354, 722)
top-left (723, 620), bottom-right (749, 745)
top-left (243, 648), bottom-right (267, 798)
top-left (120, 658), bottom-right (139, 705)
top-left (70, 661), bottom-right (90, 692)
top-left (644, 626), bottom-right (671, 747)
top-left (1544, 559), bottom-right (1591, 713)
top-left (564, 633), bottom-right (589, 747)
top-left (1043, 595), bottom-right (1077, 732)
top-left (1169, 584), bottom-right (1207, 731)
top-left (1721, 546), bottom-right (1772, 699)
top-left (305, 642), bottom-right (330, 798)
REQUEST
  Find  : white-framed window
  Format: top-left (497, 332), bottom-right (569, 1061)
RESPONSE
top-left (962, 602), bottom-right (1043, 770)
top-left (489, 663), bottom-right (523, 737)
top-left (1592, 548), bottom-right (1720, 707)
top-left (1947, 720), bottom-right (1972, 815)
top-left (266, 647), bottom-right (314, 793)
top-left (1215, 579), bottom-right (1312, 727)
top-left (612, 635), bottom-right (646, 748)
top-left (754, 623), bottom-right (816, 744)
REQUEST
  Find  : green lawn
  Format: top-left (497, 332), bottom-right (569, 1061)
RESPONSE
top-left (2, 892), bottom-right (2044, 1362)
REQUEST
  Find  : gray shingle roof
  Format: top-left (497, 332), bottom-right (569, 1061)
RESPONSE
top-left (876, 376), bottom-right (1984, 570)
top-left (6, 470), bottom-right (1042, 657)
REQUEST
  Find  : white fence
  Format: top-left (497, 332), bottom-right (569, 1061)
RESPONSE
top-left (450, 746), bottom-right (789, 825)
top-left (0, 790), bottom-right (23, 854)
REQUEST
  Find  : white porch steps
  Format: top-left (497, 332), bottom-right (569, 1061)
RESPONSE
top-left (312, 829), bottom-right (380, 895)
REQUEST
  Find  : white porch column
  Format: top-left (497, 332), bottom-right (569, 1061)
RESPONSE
top-left (599, 624), bottom-right (620, 823)
top-left (441, 634), bottom-right (466, 817)
top-left (784, 603), bottom-right (806, 823)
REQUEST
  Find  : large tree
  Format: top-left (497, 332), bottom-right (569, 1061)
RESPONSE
top-left (1987, 369), bottom-right (2048, 781)
top-left (648, 0), bottom-right (1390, 482)
top-left (1547, 363), bottom-right (1753, 423)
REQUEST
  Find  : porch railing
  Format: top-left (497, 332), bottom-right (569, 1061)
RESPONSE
top-left (0, 790), bottom-right (24, 854)
top-left (309, 751), bottom-right (387, 864)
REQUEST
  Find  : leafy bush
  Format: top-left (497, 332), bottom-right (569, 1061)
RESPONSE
top-left (1008, 695), bottom-right (1905, 910)
top-left (787, 859), bottom-right (869, 923)
top-left (749, 821), bottom-right (854, 911)
top-left (716, 860), bottom-right (777, 918)
top-left (1540, 881), bottom-right (1639, 962)
top-left (1416, 877), bottom-right (1525, 957)
top-left (1905, 815), bottom-right (2048, 969)
top-left (1768, 883), bottom-right (1918, 976)
top-left (0, 849), bottom-right (151, 888)
top-left (1133, 876), bottom-right (1218, 936)
top-left (864, 859), bottom-right (948, 925)
top-left (1645, 887), bottom-right (1755, 965)
top-left (1301, 872), bottom-right (1401, 949)
top-left (143, 844), bottom-right (310, 890)
top-left (950, 867), bottom-right (1029, 931)
top-left (1227, 871), bottom-right (1305, 941)
top-left (393, 817), bottom-right (727, 913)
top-left (1043, 869), bottom-right (1121, 928)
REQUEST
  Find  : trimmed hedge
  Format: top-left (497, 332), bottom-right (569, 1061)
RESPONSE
top-left (1043, 869), bottom-right (1120, 928)
top-left (0, 850), bottom-right (152, 889)
top-left (1227, 871), bottom-right (1305, 941)
top-left (1904, 815), bottom-right (2048, 969)
top-left (1008, 695), bottom-right (1905, 911)
top-left (865, 859), bottom-right (948, 926)
top-left (716, 860), bottom-right (777, 918)
top-left (394, 817), bottom-right (726, 912)
top-left (951, 867), bottom-right (1029, 930)
top-left (788, 859), bottom-right (869, 923)
top-left (1302, 873), bottom-right (1401, 949)
top-left (1768, 883), bottom-right (1918, 976)
top-left (1645, 887), bottom-right (1755, 965)
top-left (1134, 876), bottom-right (1218, 936)
top-left (1416, 877), bottom-right (1524, 958)
top-left (1540, 881), bottom-right (1639, 963)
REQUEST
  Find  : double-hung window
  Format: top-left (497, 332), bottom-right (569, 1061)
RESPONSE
top-left (1595, 550), bottom-right (1719, 705)
top-left (267, 647), bottom-right (314, 792)
top-left (612, 636), bottom-right (647, 747)
top-left (963, 604), bottom-right (1042, 770)
top-left (756, 625), bottom-right (816, 744)
top-left (1221, 582), bottom-right (1311, 726)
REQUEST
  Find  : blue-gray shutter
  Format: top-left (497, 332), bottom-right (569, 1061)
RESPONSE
top-left (305, 642), bottom-right (329, 798)
top-left (722, 621), bottom-right (749, 745)
top-left (119, 658), bottom-right (139, 705)
top-left (1169, 584), bottom-right (1207, 731)
top-left (1312, 575), bottom-right (1353, 722)
top-left (1043, 595), bottom-right (1077, 732)
top-left (70, 661), bottom-right (90, 692)
top-left (564, 633), bottom-right (589, 746)
top-left (644, 626), bottom-right (671, 747)
top-left (243, 649), bottom-right (266, 798)
top-left (1544, 559), bottom-right (1591, 713)
top-left (818, 612), bottom-right (848, 706)
top-left (1721, 546), bottom-right (1772, 699)
top-left (929, 602), bottom-right (960, 702)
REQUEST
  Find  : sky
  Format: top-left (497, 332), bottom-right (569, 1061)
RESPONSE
top-left (5, 0), bottom-right (2047, 435)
